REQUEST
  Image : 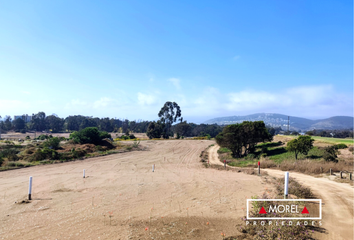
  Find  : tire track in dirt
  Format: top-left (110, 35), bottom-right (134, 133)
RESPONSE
top-left (0, 140), bottom-right (266, 240)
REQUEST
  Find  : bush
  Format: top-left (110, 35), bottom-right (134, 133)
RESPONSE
top-left (30, 147), bottom-right (59, 161)
top-left (129, 134), bottom-right (136, 139)
top-left (43, 137), bottom-right (60, 150)
top-left (120, 135), bottom-right (130, 140)
top-left (37, 134), bottom-right (49, 140)
top-left (69, 127), bottom-right (109, 145)
top-left (25, 136), bottom-right (31, 140)
top-left (334, 143), bottom-right (347, 149)
top-left (132, 140), bottom-right (140, 148)
top-left (71, 148), bottom-right (87, 158)
top-left (323, 146), bottom-right (339, 162)
top-left (20, 129), bottom-right (26, 134)
top-left (0, 148), bottom-right (20, 161)
top-left (99, 131), bottom-right (112, 139)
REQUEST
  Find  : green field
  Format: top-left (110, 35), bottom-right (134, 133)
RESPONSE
top-left (222, 141), bottom-right (327, 167)
top-left (279, 135), bottom-right (353, 145)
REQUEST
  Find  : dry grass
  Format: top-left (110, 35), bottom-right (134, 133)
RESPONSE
top-left (238, 177), bottom-right (320, 239)
top-left (260, 158), bottom-right (353, 175)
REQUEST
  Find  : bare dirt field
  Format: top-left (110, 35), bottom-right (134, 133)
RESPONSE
top-left (209, 144), bottom-right (354, 240)
top-left (0, 140), bottom-right (268, 239)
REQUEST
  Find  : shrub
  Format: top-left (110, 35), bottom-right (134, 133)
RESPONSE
top-left (323, 146), bottom-right (339, 162)
top-left (4, 140), bottom-right (14, 145)
top-left (36, 134), bottom-right (49, 140)
top-left (31, 148), bottom-right (59, 161)
top-left (334, 143), bottom-right (347, 149)
top-left (20, 129), bottom-right (26, 134)
top-left (99, 131), bottom-right (112, 139)
top-left (349, 146), bottom-right (354, 152)
top-left (129, 134), bottom-right (136, 139)
top-left (121, 135), bottom-right (130, 140)
top-left (132, 140), bottom-right (140, 148)
top-left (25, 136), bottom-right (31, 140)
top-left (69, 127), bottom-right (110, 145)
top-left (245, 153), bottom-right (256, 160)
top-left (0, 148), bottom-right (19, 161)
top-left (71, 148), bottom-right (86, 158)
top-left (43, 137), bottom-right (60, 150)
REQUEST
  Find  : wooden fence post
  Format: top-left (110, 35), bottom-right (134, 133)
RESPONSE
top-left (330, 168), bottom-right (332, 175)
top-left (340, 171), bottom-right (342, 179)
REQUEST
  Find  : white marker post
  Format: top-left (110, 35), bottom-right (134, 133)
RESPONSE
top-left (152, 164), bottom-right (155, 172)
top-left (83, 169), bottom-right (85, 178)
top-left (28, 176), bottom-right (33, 200)
top-left (284, 172), bottom-right (289, 199)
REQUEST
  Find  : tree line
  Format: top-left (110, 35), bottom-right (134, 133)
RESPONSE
top-left (305, 129), bottom-right (353, 138)
top-left (0, 113), bottom-right (150, 134)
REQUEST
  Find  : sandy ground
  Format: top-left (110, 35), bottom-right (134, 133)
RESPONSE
top-left (208, 144), bottom-right (354, 240)
top-left (0, 140), bottom-right (268, 240)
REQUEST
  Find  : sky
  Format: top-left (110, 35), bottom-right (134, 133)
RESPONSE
top-left (0, 0), bottom-right (352, 123)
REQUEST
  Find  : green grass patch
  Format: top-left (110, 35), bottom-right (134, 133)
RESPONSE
top-left (217, 147), bottom-right (231, 154)
top-left (228, 159), bottom-right (258, 167)
top-left (311, 136), bottom-right (353, 145)
top-left (268, 146), bottom-right (323, 163)
top-left (221, 141), bottom-right (325, 166)
top-left (280, 135), bottom-right (353, 145)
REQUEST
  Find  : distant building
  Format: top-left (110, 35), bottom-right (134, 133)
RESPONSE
top-left (14, 114), bottom-right (32, 123)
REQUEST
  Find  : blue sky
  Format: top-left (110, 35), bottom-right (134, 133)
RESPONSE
top-left (0, 0), bottom-right (352, 123)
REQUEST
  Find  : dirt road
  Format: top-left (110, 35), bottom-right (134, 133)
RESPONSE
top-left (208, 144), bottom-right (354, 240)
top-left (0, 140), bottom-right (266, 239)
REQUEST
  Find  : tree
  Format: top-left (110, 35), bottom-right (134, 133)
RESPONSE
top-left (46, 115), bottom-right (64, 133)
top-left (286, 136), bottom-right (314, 160)
top-left (215, 121), bottom-right (272, 158)
top-left (174, 121), bottom-right (192, 137)
top-left (4, 116), bottom-right (12, 131)
top-left (13, 118), bottom-right (25, 132)
top-left (146, 121), bottom-right (163, 139)
top-left (100, 117), bottom-right (114, 132)
top-left (323, 146), bottom-right (339, 162)
top-left (65, 115), bottom-right (85, 131)
top-left (158, 101), bottom-right (182, 139)
top-left (30, 112), bottom-right (47, 131)
top-left (216, 124), bottom-right (243, 158)
top-left (79, 118), bottom-right (97, 130)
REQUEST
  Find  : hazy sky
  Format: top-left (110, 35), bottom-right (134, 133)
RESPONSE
top-left (0, 0), bottom-right (352, 123)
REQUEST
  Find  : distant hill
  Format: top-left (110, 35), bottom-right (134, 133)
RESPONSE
top-left (204, 113), bottom-right (353, 131)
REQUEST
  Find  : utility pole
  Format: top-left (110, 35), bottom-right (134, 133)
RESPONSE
top-left (288, 116), bottom-right (289, 133)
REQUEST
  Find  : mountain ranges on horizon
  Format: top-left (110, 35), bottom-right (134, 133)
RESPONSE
top-left (204, 113), bottom-right (353, 131)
